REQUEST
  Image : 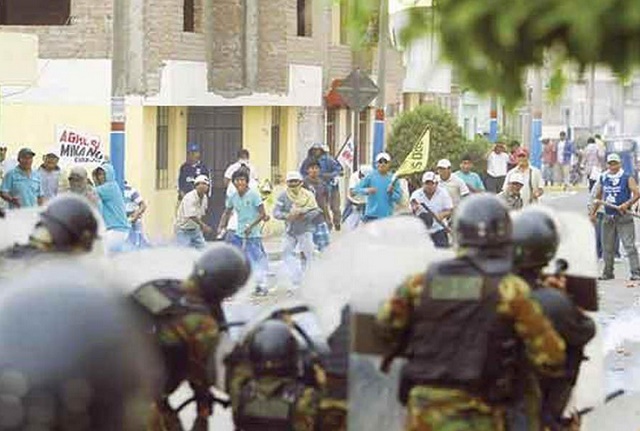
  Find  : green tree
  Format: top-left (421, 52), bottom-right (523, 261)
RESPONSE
top-left (345, 0), bottom-right (640, 105)
top-left (387, 104), bottom-right (486, 173)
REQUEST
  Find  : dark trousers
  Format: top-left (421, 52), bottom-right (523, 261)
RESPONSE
top-left (430, 230), bottom-right (450, 248)
top-left (329, 185), bottom-right (342, 228)
top-left (588, 179), bottom-right (597, 192)
top-left (486, 175), bottom-right (506, 193)
top-left (596, 213), bottom-right (620, 259)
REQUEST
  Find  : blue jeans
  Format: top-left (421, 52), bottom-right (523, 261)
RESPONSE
top-left (176, 228), bottom-right (206, 250)
top-left (228, 234), bottom-right (269, 287)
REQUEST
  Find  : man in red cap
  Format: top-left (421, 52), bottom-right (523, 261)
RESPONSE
top-left (502, 147), bottom-right (543, 206)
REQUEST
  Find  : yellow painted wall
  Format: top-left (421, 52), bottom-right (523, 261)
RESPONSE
top-left (0, 104), bottom-right (110, 159)
top-left (281, 107), bottom-right (298, 178)
top-left (134, 106), bottom-right (187, 241)
top-left (242, 106), bottom-right (271, 182)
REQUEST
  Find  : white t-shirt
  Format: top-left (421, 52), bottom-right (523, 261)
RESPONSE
top-left (348, 172), bottom-right (366, 205)
top-left (410, 187), bottom-right (453, 234)
top-left (175, 189), bottom-right (208, 230)
top-left (439, 175), bottom-right (470, 206)
top-left (224, 160), bottom-right (259, 197)
top-left (556, 140), bottom-right (566, 163)
top-left (503, 165), bottom-right (543, 206)
top-left (487, 152), bottom-right (510, 177)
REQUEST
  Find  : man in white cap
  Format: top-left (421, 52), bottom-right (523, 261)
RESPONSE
top-left (498, 173), bottom-right (525, 210)
top-left (590, 152), bottom-right (640, 280)
top-left (410, 171), bottom-right (453, 247)
top-left (354, 152), bottom-right (402, 222)
top-left (436, 158), bottom-right (469, 207)
top-left (273, 171), bottom-right (324, 289)
top-left (175, 174), bottom-right (212, 249)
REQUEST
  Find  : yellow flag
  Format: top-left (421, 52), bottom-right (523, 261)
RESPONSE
top-left (395, 128), bottom-right (431, 177)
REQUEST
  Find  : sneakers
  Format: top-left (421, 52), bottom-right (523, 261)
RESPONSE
top-left (629, 274), bottom-right (640, 281)
top-left (253, 286), bottom-right (269, 296)
top-left (598, 274), bottom-right (614, 281)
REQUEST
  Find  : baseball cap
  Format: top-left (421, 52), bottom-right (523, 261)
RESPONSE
top-left (18, 147), bottom-right (35, 158)
top-left (422, 171), bottom-right (438, 183)
top-left (194, 175), bottom-right (210, 185)
top-left (286, 171), bottom-right (303, 182)
top-left (509, 173), bottom-right (525, 185)
top-left (375, 152), bottom-right (391, 163)
top-left (607, 153), bottom-right (621, 164)
top-left (436, 159), bottom-right (451, 169)
top-left (187, 142), bottom-right (201, 153)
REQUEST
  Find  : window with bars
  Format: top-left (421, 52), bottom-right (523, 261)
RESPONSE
top-left (271, 107), bottom-right (282, 182)
top-left (297, 0), bottom-right (312, 37)
top-left (183, 0), bottom-right (201, 32)
top-left (0, 0), bottom-right (70, 25)
top-left (156, 107), bottom-right (170, 190)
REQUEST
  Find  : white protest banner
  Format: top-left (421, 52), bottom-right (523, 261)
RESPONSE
top-left (336, 135), bottom-right (354, 169)
top-left (55, 126), bottom-right (105, 165)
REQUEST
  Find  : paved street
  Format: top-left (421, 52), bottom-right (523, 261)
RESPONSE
top-left (170, 187), bottom-right (640, 429)
top-left (541, 188), bottom-right (640, 430)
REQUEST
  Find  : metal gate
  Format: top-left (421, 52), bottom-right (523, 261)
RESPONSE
top-left (187, 107), bottom-right (243, 229)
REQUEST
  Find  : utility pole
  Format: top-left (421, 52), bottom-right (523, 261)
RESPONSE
top-left (588, 64), bottom-right (595, 134)
top-left (530, 68), bottom-right (543, 169)
top-left (489, 95), bottom-right (498, 142)
top-left (372, 0), bottom-right (388, 163)
top-left (111, 0), bottom-right (127, 190)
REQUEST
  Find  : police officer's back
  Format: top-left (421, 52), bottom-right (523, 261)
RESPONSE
top-left (0, 194), bottom-right (99, 261)
top-left (0, 261), bottom-right (160, 430)
top-left (132, 243), bottom-right (250, 431)
top-left (512, 208), bottom-right (596, 429)
top-left (377, 194), bottom-right (566, 431)
top-left (227, 319), bottom-right (323, 431)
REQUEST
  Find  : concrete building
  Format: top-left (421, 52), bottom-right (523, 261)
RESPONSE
top-left (0, 0), bottom-right (404, 237)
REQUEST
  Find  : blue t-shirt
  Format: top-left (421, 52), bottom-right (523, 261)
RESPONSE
top-left (355, 170), bottom-right (402, 219)
top-left (601, 170), bottom-right (632, 215)
top-left (454, 170), bottom-right (485, 192)
top-left (1, 166), bottom-right (43, 208)
top-left (226, 188), bottom-right (264, 238)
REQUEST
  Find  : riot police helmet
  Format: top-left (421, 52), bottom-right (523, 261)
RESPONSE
top-left (453, 193), bottom-right (512, 248)
top-left (0, 261), bottom-right (160, 430)
top-left (512, 207), bottom-right (559, 270)
top-left (248, 319), bottom-right (299, 377)
top-left (190, 243), bottom-right (251, 303)
top-left (34, 194), bottom-right (99, 251)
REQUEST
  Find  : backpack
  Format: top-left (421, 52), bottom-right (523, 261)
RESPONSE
top-left (130, 279), bottom-right (209, 332)
top-left (235, 379), bottom-right (314, 431)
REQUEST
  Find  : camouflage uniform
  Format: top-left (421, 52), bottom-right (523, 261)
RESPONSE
top-left (378, 273), bottom-right (566, 431)
top-left (147, 285), bottom-right (221, 431)
top-left (228, 362), bottom-right (323, 431)
top-left (498, 190), bottom-right (523, 210)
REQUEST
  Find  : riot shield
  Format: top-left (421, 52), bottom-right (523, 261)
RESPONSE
top-left (538, 209), bottom-right (605, 416)
top-left (300, 215), bottom-right (452, 431)
top-left (0, 205), bottom-right (106, 281)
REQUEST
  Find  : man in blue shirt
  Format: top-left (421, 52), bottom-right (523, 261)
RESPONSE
top-left (92, 162), bottom-right (130, 253)
top-left (454, 155), bottom-right (486, 193)
top-left (0, 148), bottom-right (43, 209)
top-left (300, 143), bottom-right (343, 230)
top-left (355, 152), bottom-right (402, 222)
top-left (218, 169), bottom-right (270, 294)
top-left (590, 153), bottom-right (640, 280)
top-left (178, 142), bottom-right (211, 200)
